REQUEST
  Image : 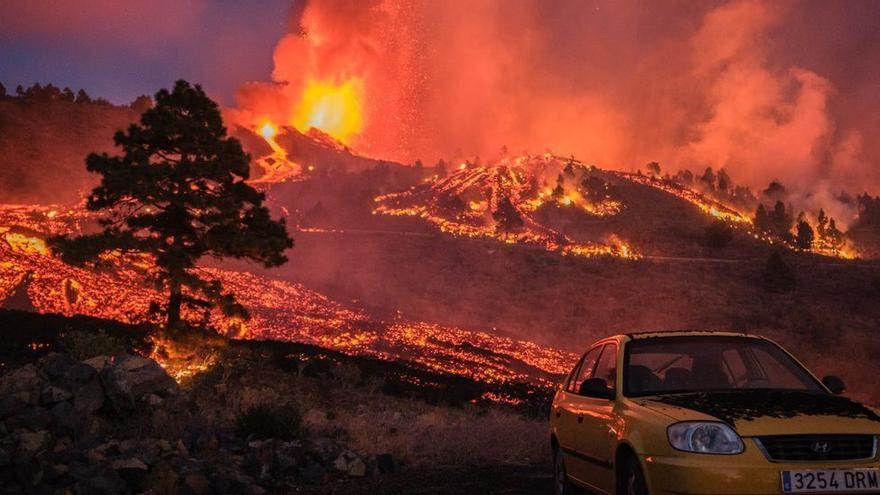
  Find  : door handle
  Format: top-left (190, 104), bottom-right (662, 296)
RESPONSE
top-left (577, 415), bottom-right (584, 424)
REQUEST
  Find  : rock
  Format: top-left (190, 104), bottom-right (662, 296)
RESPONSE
top-left (82, 355), bottom-right (113, 372)
top-left (376, 453), bottom-right (395, 474)
top-left (6, 406), bottom-right (52, 431)
top-left (75, 465), bottom-right (126, 495)
top-left (347, 457), bottom-right (367, 478)
top-left (14, 430), bottom-right (51, 457)
top-left (0, 396), bottom-right (27, 419)
top-left (72, 377), bottom-right (104, 415)
top-left (333, 454), bottom-right (347, 472)
top-left (61, 362), bottom-right (106, 415)
top-left (37, 353), bottom-right (75, 383)
top-left (184, 472), bottom-right (209, 494)
top-left (102, 355), bottom-right (176, 411)
top-left (49, 401), bottom-right (77, 436)
top-left (0, 364), bottom-right (43, 404)
top-left (298, 460), bottom-right (326, 485)
top-left (39, 385), bottom-right (72, 405)
top-left (111, 457), bottom-right (149, 490)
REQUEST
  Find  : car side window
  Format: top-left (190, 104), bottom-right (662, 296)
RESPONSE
top-left (593, 344), bottom-right (618, 391)
top-left (568, 346), bottom-right (602, 394)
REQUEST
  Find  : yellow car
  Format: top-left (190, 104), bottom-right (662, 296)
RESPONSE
top-left (550, 331), bottom-right (880, 495)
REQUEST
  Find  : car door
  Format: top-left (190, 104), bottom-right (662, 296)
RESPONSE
top-left (568, 343), bottom-right (619, 494)
top-left (555, 346), bottom-right (602, 484)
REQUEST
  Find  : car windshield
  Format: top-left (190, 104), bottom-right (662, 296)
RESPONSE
top-left (624, 336), bottom-right (824, 397)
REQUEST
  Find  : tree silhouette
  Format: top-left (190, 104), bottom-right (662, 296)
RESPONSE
top-left (50, 80), bottom-right (293, 329)
top-left (130, 95), bottom-right (153, 114)
top-left (0, 83), bottom-right (6, 99)
top-left (493, 196), bottom-right (524, 232)
top-left (795, 214), bottom-right (814, 250)
top-left (75, 89), bottom-right (91, 104)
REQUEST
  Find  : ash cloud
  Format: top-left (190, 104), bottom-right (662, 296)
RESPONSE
top-left (236, 0), bottom-right (880, 220)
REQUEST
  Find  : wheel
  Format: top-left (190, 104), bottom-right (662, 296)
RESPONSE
top-left (553, 445), bottom-right (577, 495)
top-left (622, 455), bottom-right (649, 495)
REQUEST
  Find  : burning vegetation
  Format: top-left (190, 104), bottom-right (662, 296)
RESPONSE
top-left (374, 155), bottom-right (637, 259)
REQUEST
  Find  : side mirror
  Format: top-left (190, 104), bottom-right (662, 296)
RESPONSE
top-left (822, 375), bottom-right (846, 395)
top-left (579, 378), bottom-right (615, 399)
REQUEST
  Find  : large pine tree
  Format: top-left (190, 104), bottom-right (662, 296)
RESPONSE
top-left (51, 80), bottom-right (293, 329)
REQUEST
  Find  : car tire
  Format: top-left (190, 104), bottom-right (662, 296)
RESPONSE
top-left (622, 455), bottom-right (649, 495)
top-left (553, 446), bottom-right (577, 495)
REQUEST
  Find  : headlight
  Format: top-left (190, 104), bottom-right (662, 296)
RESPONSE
top-left (667, 422), bottom-right (744, 455)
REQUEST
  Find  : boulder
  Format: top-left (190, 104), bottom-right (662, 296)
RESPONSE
top-left (37, 353), bottom-right (75, 383)
top-left (0, 364), bottom-right (43, 404)
top-left (101, 355), bottom-right (176, 411)
top-left (39, 386), bottom-right (72, 405)
top-left (14, 430), bottom-right (51, 457)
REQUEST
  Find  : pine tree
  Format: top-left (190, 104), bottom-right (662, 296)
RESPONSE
top-left (795, 213), bottom-right (814, 250)
top-left (754, 203), bottom-right (769, 234)
top-left (50, 80), bottom-right (293, 330)
top-left (75, 89), bottom-right (91, 104)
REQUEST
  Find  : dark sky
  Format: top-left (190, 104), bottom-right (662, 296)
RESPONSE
top-left (0, 0), bottom-right (293, 105)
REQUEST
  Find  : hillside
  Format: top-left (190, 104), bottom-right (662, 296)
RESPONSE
top-left (0, 99), bottom-right (138, 204)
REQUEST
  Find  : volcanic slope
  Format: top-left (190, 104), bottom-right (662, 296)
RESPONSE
top-left (254, 156), bottom-right (880, 405)
top-left (0, 205), bottom-right (574, 389)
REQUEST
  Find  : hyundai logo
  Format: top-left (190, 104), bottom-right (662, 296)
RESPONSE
top-left (812, 441), bottom-right (832, 454)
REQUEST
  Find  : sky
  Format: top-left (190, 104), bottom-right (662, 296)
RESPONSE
top-left (3, 0), bottom-right (880, 210)
top-left (0, 0), bottom-right (292, 105)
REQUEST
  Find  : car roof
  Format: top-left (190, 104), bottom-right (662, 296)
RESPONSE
top-left (623, 330), bottom-right (764, 340)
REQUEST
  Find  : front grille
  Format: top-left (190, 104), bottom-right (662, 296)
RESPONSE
top-left (756, 435), bottom-right (877, 462)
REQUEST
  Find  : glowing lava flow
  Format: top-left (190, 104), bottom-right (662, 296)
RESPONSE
top-left (251, 122), bottom-right (302, 183)
top-left (0, 205), bottom-right (575, 386)
top-left (292, 78), bottom-right (364, 145)
top-left (374, 155), bottom-right (638, 259)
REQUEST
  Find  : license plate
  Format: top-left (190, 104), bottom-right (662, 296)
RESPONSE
top-left (782, 469), bottom-right (880, 493)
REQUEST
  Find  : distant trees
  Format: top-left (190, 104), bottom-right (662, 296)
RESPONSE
top-left (435, 159), bottom-right (448, 178)
top-left (75, 89), bottom-right (92, 104)
top-left (3, 82), bottom-right (117, 107)
top-left (646, 161), bottom-right (661, 176)
top-left (49, 80), bottom-right (293, 330)
top-left (0, 83), bottom-right (6, 99)
top-left (754, 200), bottom-right (793, 242)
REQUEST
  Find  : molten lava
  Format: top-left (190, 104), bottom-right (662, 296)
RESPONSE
top-left (292, 78), bottom-right (364, 145)
top-left (374, 154), bottom-right (638, 259)
top-left (0, 205), bottom-right (573, 387)
top-left (251, 121), bottom-right (302, 184)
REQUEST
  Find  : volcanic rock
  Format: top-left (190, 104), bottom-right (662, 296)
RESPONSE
top-left (102, 354), bottom-right (177, 411)
top-left (0, 364), bottom-right (42, 404)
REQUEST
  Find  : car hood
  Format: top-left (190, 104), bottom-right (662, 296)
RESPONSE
top-left (635, 390), bottom-right (880, 437)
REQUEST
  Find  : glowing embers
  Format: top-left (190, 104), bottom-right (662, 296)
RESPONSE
top-left (373, 155), bottom-right (638, 259)
top-left (292, 78), bottom-right (364, 145)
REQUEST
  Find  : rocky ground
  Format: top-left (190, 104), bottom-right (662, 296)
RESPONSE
top-left (0, 310), bottom-right (552, 494)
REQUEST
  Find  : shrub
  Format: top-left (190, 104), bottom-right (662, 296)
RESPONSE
top-left (64, 329), bottom-right (130, 360)
top-left (235, 404), bottom-right (301, 441)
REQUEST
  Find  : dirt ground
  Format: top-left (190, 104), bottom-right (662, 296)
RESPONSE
top-left (300, 463), bottom-right (553, 494)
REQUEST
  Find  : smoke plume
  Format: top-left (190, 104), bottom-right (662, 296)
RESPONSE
top-left (234, 0), bottom-right (880, 219)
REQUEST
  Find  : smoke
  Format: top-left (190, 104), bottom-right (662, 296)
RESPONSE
top-left (234, 0), bottom-right (880, 219)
